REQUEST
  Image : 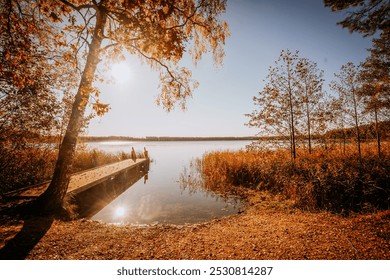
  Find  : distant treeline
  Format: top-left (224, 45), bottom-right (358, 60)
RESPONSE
top-left (79, 135), bottom-right (262, 142)
top-left (324, 120), bottom-right (390, 140)
top-left (36, 121), bottom-right (389, 144)
top-left (78, 121), bottom-right (390, 143)
top-left (9, 121), bottom-right (390, 144)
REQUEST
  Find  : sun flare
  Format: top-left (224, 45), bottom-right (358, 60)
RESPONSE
top-left (109, 61), bottom-right (132, 85)
top-left (114, 206), bottom-right (126, 217)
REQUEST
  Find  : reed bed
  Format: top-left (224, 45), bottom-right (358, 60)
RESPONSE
top-left (71, 148), bottom-right (145, 173)
top-left (201, 142), bottom-right (390, 214)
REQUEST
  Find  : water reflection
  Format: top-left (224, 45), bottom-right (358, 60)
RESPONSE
top-left (179, 158), bottom-right (241, 208)
top-left (73, 162), bottom-right (149, 218)
top-left (90, 141), bottom-right (250, 225)
top-left (179, 158), bottom-right (204, 195)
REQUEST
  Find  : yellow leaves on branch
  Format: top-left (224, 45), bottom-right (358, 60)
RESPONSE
top-left (1, 0), bottom-right (79, 95)
top-left (156, 66), bottom-right (199, 111)
top-left (92, 101), bottom-right (110, 117)
top-left (82, 86), bottom-right (110, 117)
top-left (104, 0), bottom-right (229, 110)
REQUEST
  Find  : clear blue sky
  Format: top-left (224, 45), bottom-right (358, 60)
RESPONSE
top-left (87, 0), bottom-right (373, 138)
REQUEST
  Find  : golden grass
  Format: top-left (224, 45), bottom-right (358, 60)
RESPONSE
top-left (201, 142), bottom-right (390, 214)
top-left (72, 148), bottom-right (145, 173)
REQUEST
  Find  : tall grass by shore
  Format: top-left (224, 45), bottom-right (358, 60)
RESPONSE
top-left (0, 145), bottom-right (144, 195)
top-left (201, 142), bottom-right (389, 214)
top-left (0, 144), bottom-right (57, 194)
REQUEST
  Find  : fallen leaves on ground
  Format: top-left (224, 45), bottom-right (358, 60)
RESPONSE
top-left (0, 192), bottom-right (389, 260)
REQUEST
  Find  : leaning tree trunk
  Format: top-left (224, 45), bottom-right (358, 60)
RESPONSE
top-left (36, 10), bottom-right (107, 213)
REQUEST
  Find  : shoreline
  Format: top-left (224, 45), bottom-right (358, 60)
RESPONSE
top-left (1, 190), bottom-right (389, 260)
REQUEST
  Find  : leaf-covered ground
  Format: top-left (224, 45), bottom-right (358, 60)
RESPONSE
top-left (1, 191), bottom-right (389, 260)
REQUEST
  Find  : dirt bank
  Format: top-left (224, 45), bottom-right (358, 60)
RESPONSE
top-left (0, 191), bottom-right (389, 260)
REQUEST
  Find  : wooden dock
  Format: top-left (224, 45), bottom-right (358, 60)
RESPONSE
top-left (0, 158), bottom-right (150, 216)
top-left (2, 158), bottom-right (149, 199)
top-left (67, 158), bottom-right (149, 195)
top-left (69, 158), bottom-right (149, 217)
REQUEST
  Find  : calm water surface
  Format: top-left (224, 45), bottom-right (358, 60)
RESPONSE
top-left (88, 141), bottom-right (250, 225)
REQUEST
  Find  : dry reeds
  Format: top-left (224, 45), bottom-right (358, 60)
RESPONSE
top-left (71, 148), bottom-right (141, 173)
top-left (201, 142), bottom-right (390, 214)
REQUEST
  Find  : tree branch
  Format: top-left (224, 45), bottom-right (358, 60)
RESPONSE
top-left (58, 0), bottom-right (95, 11)
top-left (131, 44), bottom-right (185, 89)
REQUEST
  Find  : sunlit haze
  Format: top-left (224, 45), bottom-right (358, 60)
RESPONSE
top-left (109, 61), bottom-right (133, 86)
top-left (88, 0), bottom-right (373, 138)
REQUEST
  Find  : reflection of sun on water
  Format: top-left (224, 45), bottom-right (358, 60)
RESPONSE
top-left (109, 61), bottom-right (132, 85)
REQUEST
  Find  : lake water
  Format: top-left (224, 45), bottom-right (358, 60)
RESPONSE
top-left (88, 140), bottom-right (251, 225)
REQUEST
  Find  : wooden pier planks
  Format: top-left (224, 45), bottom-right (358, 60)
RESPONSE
top-left (1, 158), bottom-right (149, 200)
top-left (67, 158), bottom-right (149, 195)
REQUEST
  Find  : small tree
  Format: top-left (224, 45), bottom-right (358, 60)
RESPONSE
top-left (246, 49), bottom-right (301, 160)
top-left (327, 95), bottom-right (348, 154)
top-left (296, 58), bottom-right (326, 154)
top-left (331, 62), bottom-right (365, 160)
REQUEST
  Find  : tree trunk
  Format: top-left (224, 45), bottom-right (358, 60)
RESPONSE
top-left (36, 10), bottom-right (107, 213)
top-left (374, 103), bottom-right (381, 158)
top-left (351, 87), bottom-right (362, 161)
top-left (304, 87), bottom-right (312, 154)
top-left (342, 127), bottom-right (346, 155)
top-left (285, 62), bottom-right (296, 161)
top-left (288, 87), bottom-right (296, 160)
top-left (340, 115), bottom-right (346, 155)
